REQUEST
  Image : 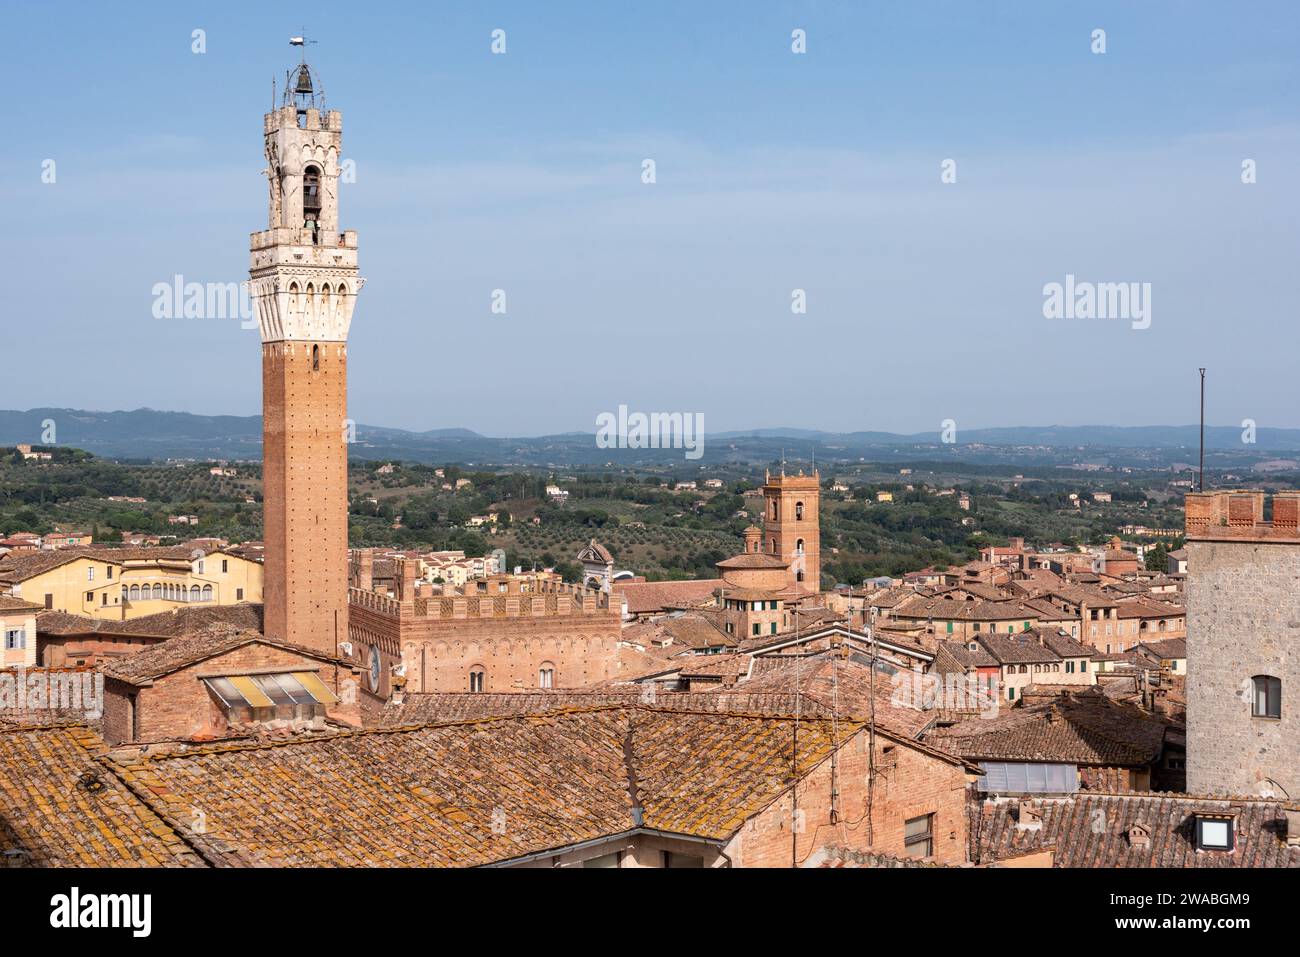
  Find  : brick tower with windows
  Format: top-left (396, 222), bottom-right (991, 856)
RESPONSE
top-left (762, 469), bottom-right (821, 592)
top-left (249, 56), bottom-right (363, 655)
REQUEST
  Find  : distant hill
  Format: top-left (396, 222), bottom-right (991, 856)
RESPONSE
top-left (2, 408), bottom-right (1299, 467)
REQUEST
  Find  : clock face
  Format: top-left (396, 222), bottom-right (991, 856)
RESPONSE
top-left (369, 646), bottom-right (382, 691)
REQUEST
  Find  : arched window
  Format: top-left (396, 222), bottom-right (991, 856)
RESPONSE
top-left (190, 585), bottom-right (201, 602)
top-left (152, 583), bottom-right (162, 600)
top-left (1252, 675), bottom-right (1281, 718)
top-left (121, 585), bottom-right (128, 599)
top-left (770, 501), bottom-right (779, 521)
top-left (796, 539), bottom-right (805, 555)
top-left (538, 662), bottom-right (556, 689)
top-left (795, 501), bottom-right (804, 520)
top-left (469, 667), bottom-right (485, 693)
top-left (302, 164), bottom-right (322, 237)
top-left (312, 344), bottom-right (320, 371)
top-left (796, 570), bottom-right (805, 583)
top-left (201, 584), bottom-right (213, 602)
top-left (1157, 620), bottom-right (1167, 632)
top-left (129, 585), bottom-right (140, 601)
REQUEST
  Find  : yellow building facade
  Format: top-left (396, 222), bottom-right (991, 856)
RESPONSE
top-left (0, 596), bottom-right (40, 667)
top-left (0, 547), bottom-right (263, 621)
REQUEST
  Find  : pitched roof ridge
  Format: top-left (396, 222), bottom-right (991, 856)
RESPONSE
top-left (0, 718), bottom-right (94, 736)
top-left (132, 704), bottom-right (640, 760)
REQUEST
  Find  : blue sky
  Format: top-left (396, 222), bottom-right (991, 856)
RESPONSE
top-left (1, 1), bottom-right (1297, 435)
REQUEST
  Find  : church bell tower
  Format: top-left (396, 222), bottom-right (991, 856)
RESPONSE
top-left (762, 469), bottom-right (821, 593)
top-left (249, 52), bottom-right (363, 654)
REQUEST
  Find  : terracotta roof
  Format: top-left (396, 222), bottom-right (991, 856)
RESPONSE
top-left (738, 622), bottom-right (929, 663)
top-left (676, 654), bottom-right (751, 681)
top-left (719, 586), bottom-right (784, 601)
top-left (100, 624), bottom-right (347, 685)
top-left (935, 639), bottom-right (998, 670)
top-left (381, 689), bottom-right (837, 725)
top-left (719, 651), bottom-right (937, 739)
top-left (579, 539), bottom-right (615, 564)
top-left (380, 691), bottom-right (643, 724)
top-left (0, 596), bottom-right (41, 612)
top-left (1115, 599), bottom-right (1185, 619)
top-left (924, 690), bottom-right (1173, 766)
top-left (620, 613), bottom-right (734, 652)
top-left (864, 585), bottom-right (917, 608)
top-left (37, 603), bottom-right (264, 639)
top-left (1134, 637), bottom-right (1187, 659)
top-left (614, 579), bottom-right (724, 615)
top-left (1031, 628), bottom-right (1094, 660)
top-left (1042, 584), bottom-right (1118, 607)
top-left (0, 723), bottom-right (203, 867)
top-left (716, 553), bottom-right (788, 570)
top-left (970, 792), bottom-right (1300, 868)
top-left (107, 706), bottom-right (858, 866)
top-left (892, 596), bottom-right (1040, 623)
top-left (0, 545), bottom-right (217, 583)
top-left (975, 631), bottom-right (1061, 665)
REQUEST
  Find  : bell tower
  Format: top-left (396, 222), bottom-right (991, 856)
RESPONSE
top-left (249, 51), bottom-right (363, 654)
top-left (762, 469), bottom-right (821, 593)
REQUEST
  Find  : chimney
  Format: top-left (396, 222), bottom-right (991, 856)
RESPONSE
top-left (397, 558), bottom-right (418, 601)
top-left (1016, 799), bottom-right (1043, 829)
top-left (357, 548), bottom-right (374, 591)
top-left (389, 663), bottom-right (408, 707)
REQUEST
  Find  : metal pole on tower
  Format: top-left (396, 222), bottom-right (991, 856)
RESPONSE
top-left (1199, 368), bottom-right (1206, 492)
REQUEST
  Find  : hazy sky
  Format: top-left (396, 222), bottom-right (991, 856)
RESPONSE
top-left (2, 1), bottom-right (1297, 435)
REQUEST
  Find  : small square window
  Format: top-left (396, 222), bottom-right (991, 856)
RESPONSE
top-left (1195, 817), bottom-right (1233, 851)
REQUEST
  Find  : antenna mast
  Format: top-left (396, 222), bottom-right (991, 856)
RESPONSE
top-left (1198, 368), bottom-right (1206, 492)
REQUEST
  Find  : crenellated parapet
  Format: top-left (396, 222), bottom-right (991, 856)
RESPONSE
top-left (1185, 491), bottom-right (1300, 543)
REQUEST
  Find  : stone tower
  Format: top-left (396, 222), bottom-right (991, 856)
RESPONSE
top-left (1183, 491), bottom-right (1300, 799)
top-left (249, 57), bottom-right (363, 655)
top-left (762, 470), bottom-right (821, 592)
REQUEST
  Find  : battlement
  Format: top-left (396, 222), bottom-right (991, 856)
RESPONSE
top-left (348, 579), bottom-right (614, 623)
top-left (264, 105), bottom-right (343, 134)
top-left (1184, 491), bottom-right (1300, 543)
top-left (250, 228), bottom-right (357, 252)
top-left (763, 469), bottom-right (820, 490)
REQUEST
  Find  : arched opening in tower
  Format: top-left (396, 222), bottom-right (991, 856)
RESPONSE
top-left (303, 165), bottom-right (323, 242)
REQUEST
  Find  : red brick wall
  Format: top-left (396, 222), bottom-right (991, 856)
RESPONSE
top-left (102, 643), bottom-right (362, 744)
top-left (728, 730), bottom-right (969, 867)
top-left (262, 340), bottom-right (349, 657)
top-left (40, 633), bottom-right (164, 669)
top-left (350, 600), bottom-right (622, 694)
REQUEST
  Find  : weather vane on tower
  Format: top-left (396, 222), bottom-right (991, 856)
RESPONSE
top-left (282, 30), bottom-right (323, 109)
